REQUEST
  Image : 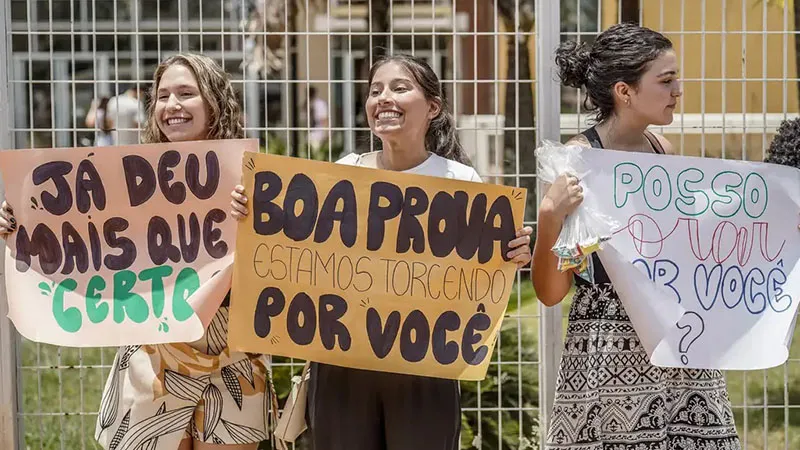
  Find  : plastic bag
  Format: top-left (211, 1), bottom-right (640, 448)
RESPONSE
top-left (535, 140), bottom-right (619, 283)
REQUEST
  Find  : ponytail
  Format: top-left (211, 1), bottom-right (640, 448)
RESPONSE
top-left (426, 98), bottom-right (471, 165)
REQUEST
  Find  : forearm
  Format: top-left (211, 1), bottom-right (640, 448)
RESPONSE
top-left (532, 210), bottom-right (572, 306)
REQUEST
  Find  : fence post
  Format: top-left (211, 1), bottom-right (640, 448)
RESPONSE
top-left (0, 0), bottom-right (19, 449)
top-left (535, 0), bottom-right (562, 447)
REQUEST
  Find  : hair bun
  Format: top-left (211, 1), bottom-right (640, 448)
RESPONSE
top-left (555, 40), bottom-right (590, 89)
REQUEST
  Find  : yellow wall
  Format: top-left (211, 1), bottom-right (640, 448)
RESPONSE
top-left (466, 1), bottom-right (798, 159)
top-left (305, 2), bottom-right (799, 158)
top-left (640, 0), bottom-right (799, 115)
top-left (515, 1), bottom-right (798, 115)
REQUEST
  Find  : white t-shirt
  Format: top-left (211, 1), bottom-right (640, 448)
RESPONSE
top-left (107, 94), bottom-right (144, 145)
top-left (336, 151), bottom-right (482, 183)
top-left (93, 108), bottom-right (114, 147)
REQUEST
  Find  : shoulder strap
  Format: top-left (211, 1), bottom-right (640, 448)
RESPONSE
top-left (581, 126), bottom-right (604, 149)
top-left (644, 130), bottom-right (666, 154)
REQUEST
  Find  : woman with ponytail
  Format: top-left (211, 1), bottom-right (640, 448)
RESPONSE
top-left (533, 23), bottom-right (741, 449)
top-left (230, 54), bottom-right (532, 450)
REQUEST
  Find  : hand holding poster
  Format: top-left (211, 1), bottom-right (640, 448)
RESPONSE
top-left (0, 139), bottom-right (256, 346)
top-left (228, 152), bottom-right (527, 380)
top-left (576, 147), bottom-right (800, 370)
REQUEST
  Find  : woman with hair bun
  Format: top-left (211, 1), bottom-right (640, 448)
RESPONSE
top-left (533, 23), bottom-right (741, 449)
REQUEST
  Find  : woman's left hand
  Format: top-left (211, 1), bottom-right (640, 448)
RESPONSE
top-left (230, 185), bottom-right (249, 221)
top-left (507, 226), bottom-right (533, 268)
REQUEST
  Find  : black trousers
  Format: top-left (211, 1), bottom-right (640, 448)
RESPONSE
top-left (307, 363), bottom-right (461, 450)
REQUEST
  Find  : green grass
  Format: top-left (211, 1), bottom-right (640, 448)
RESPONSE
top-left (723, 321), bottom-right (800, 449)
top-left (19, 344), bottom-right (117, 449)
top-left (16, 280), bottom-right (800, 449)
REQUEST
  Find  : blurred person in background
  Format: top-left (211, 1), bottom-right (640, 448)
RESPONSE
top-left (84, 96), bottom-right (114, 146)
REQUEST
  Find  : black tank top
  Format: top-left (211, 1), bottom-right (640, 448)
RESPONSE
top-left (575, 126), bottom-right (665, 286)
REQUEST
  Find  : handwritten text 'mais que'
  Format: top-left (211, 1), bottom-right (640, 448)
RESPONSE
top-left (251, 171), bottom-right (517, 263)
top-left (614, 162), bottom-right (769, 219)
top-left (15, 151), bottom-right (227, 275)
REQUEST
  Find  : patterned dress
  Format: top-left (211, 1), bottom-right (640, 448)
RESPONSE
top-left (95, 299), bottom-right (274, 450)
top-left (545, 254), bottom-right (742, 450)
top-left (547, 128), bottom-right (741, 450)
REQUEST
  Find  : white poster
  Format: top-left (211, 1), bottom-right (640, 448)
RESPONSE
top-left (578, 148), bottom-right (800, 370)
top-left (0, 140), bottom-right (255, 347)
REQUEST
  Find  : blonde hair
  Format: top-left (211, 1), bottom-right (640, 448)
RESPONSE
top-left (142, 53), bottom-right (244, 143)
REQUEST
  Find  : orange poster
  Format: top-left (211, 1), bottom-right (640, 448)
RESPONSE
top-left (228, 152), bottom-right (527, 380)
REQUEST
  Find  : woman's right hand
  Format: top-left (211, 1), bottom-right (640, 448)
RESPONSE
top-left (540, 173), bottom-right (584, 223)
top-left (0, 201), bottom-right (17, 236)
top-left (230, 185), bottom-right (249, 221)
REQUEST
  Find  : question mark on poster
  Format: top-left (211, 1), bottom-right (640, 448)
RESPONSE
top-left (676, 311), bottom-right (705, 365)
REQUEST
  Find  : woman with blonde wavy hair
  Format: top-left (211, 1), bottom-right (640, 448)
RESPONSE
top-left (105, 53), bottom-right (270, 450)
top-left (0, 53), bottom-right (273, 450)
top-left (95, 53), bottom-right (271, 450)
top-left (99, 53), bottom-right (271, 450)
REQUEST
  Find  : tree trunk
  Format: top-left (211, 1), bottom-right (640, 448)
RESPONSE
top-left (370, 0), bottom-right (391, 59)
top-left (361, 0), bottom-right (391, 153)
top-left (503, 34), bottom-right (537, 222)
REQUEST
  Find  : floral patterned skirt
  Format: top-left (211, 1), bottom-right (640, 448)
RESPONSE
top-left (95, 307), bottom-right (273, 449)
top-left (546, 284), bottom-right (741, 450)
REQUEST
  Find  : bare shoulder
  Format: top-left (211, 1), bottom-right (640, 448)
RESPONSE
top-left (565, 134), bottom-right (592, 148)
top-left (651, 132), bottom-right (676, 155)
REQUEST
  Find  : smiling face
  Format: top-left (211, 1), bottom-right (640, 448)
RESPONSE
top-left (628, 49), bottom-right (682, 126)
top-left (365, 61), bottom-right (440, 144)
top-left (154, 64), bottom-right (209, 142)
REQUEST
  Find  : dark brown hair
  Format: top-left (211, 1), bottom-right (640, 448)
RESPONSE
top-left (555, 22), bottom-right (673, 123)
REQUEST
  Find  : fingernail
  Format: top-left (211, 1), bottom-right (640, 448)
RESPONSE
top-left (9, 218), bottom-right (15, 225)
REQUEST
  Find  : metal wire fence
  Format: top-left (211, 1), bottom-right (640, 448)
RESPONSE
top-left (0, 0), bottom-right (798, 449)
